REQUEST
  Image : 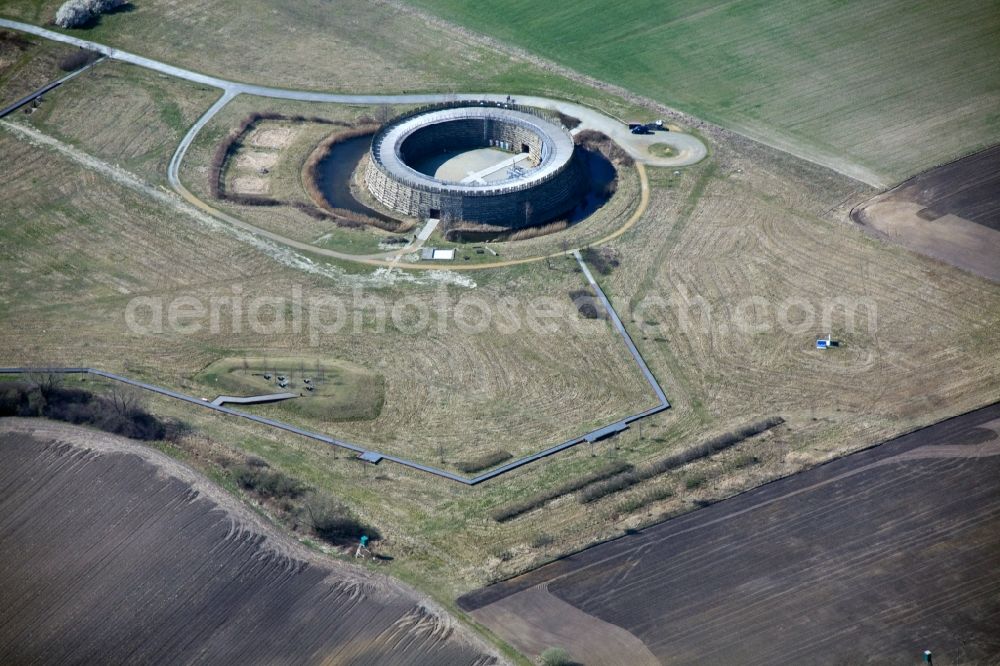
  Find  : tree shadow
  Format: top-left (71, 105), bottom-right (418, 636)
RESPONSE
top-left (71, 3), bottom-right (137, 29)
top-left (105, 2), bottom-right (136, 16)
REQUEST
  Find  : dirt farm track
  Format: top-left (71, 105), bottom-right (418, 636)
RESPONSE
top-left (0, 419), bottom-right (499, 666)
top-left (460, 403), bottom-right (1000, 665)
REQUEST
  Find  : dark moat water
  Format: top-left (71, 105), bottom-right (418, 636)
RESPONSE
top-left (569, 147), bottom-right (616, 223)
top-left (314, 134), bottom-right (396, 223)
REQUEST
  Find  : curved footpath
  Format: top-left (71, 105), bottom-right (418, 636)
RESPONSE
top-left (0, 18), bottom-right (705, 167)
top-left (0, 18), bottom-right (704, 268)
top-left (0, 20), bottom-right (673, 482)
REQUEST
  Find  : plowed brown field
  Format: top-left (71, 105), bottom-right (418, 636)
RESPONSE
top-left (0, 419), bottom-right (500, 666)
top-left (461, 403), bottom-right (1000, 665)
top-left (853, 144), bottom-right (1000, 282)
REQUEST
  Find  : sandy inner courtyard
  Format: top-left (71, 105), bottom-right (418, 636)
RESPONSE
top-left (412, 147), bottom-right (532, 183)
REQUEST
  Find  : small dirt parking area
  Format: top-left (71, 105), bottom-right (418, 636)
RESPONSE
top-left (460, 403), bottom-right (1000, 665)
top-left (853, 144), bottom-right (1000, 281)
top-left (0, 419), bottom-right (499, 666)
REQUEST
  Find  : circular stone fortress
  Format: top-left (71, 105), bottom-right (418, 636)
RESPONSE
top-left (364, 104), bottom-right (587, 229)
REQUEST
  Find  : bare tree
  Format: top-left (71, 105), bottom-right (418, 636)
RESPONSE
top-left (107, 384), bottom-right (141, 417)
top-left (375, 104), bottom-right (393, 126)
top-left (29, 372), bottom-right (63, 395)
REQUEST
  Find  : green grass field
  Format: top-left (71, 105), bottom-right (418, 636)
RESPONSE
top-left (405, 0), bottom-right (1000, 184)
top-left (0, 0), bottom-right (648, 120)
top-left (195, 356), bottom-right (385, 421)
top-left (174, 95), bottom-right (400, 254)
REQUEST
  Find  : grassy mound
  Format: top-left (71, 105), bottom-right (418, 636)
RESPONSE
top-left (195, 356), bottom-right (384, 422)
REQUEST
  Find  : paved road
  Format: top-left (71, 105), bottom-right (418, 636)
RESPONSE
top-left (0, 18), bottom-right (702, 269)
top-left (0, 18), bottom-right (706, 168)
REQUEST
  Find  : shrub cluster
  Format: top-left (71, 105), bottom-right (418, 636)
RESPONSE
top-left (234, 463), bottom-right (307, 499)
top-left (729, 452), bottom-right (760, 470)
top-left (683, 471), bottom-right (708, 490)
top-left (290, 201), bottom-right (333, 221)
top-left (574, 129), bottom-right (634, 166)
top-left (554, 111), bottom-right (582, 130)
top-left (580, 246), bottom-right (620, 276)
top-left (355, 105), bottom-right (394, 128)
top-left (491, 460), bottom-right (633, 522)
top-left (454, 450), bottom-right (512, 474)
top-left (305, 492), bottom-right (380, 543)
top-left (614, 486), bottom-right (674, 515)
top-left (530, 532), bottom-right (555, 548)
top-left (569, 287), bottom-right (606, 319)
top-left (227, 193), bottom-right (282, 206)
top-left (58, 49), bottom-right (101, 72)
top-left (334, 206), bottom-right (390, 230)
top-left (0, 31), bottom-right (33, 49)
top-left (504, 219), bottom-right (569, 242)
top-left (209, 133), bottom-right (240, 200)
top-left (0, 380), bottom-right (178, 441)
top-left (578, 470), bottom-right (639, 502)
top-left (579, 416), bottom-right (785, 503)
top-left (229, 459), bottom-right (380, 546)
top-left (209, 114), bottom-right (263, 200)
top-left (540, 647), bottom-right (572, 666)
top-left (288, 202), bottom-right (365, 229)
top-left (441, 219), bottom-right (507, 243)
top-left (54, 0), bottom-right (126, 28)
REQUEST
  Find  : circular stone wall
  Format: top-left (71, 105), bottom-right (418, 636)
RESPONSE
top-left (364, 104), bottom-right (586, 229)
